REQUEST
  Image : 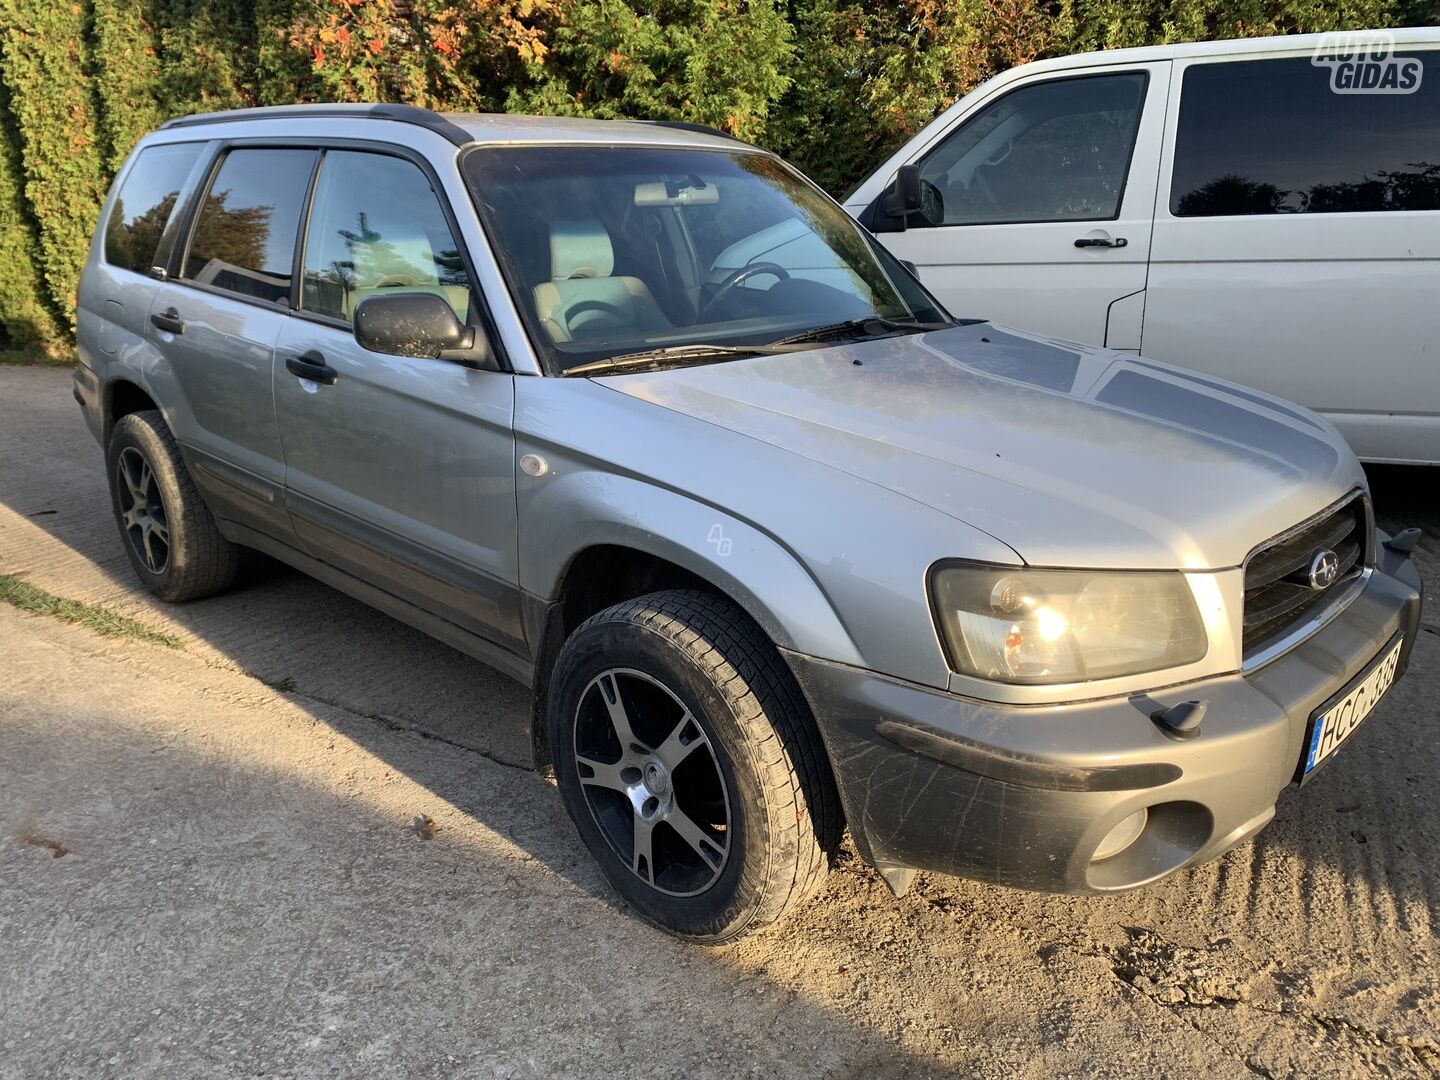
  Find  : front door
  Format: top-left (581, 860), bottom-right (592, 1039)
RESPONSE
top-left (867, 63), bottom-right (1169, 348)
top-left (271, 148), bottom-right (524, 654)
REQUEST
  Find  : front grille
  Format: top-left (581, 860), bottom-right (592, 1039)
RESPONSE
top-left (1243, 494), bottom-right (1369, 658)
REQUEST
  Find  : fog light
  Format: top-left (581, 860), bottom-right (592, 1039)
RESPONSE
top-left (1093, 808), bottom-right (1148, 861)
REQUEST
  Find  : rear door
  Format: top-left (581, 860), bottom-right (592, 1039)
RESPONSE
top-left (863, 63), bottom-right (1169, 347)
top-left (79, 141), bottom-right (207, 371)
top-left (149, 145), bottom-right (317, 538)
top-left (1145, 48), bottom-right (1440, 464)
top-left (271, 147), bottom-right (525, 656)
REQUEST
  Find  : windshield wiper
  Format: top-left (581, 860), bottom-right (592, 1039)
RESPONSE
top-left (559, 313), bottom-right (972, 377)
top-left (766, 315), bottom-right (954, 348)
top-left (560, 341), bottom-right (810, 378)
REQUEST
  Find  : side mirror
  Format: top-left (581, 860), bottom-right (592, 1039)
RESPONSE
top-left (882, 164), bottom-right (925, 219)
top-left (353, 292), bottom-right (496, 369)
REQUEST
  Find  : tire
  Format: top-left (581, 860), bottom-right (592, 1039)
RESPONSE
top-left (548, 589), bottom-right (841, 942)
top-left (106, 410), bottom-right (239, 602)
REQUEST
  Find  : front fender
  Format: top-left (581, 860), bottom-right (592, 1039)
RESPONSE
top-left (519, 468), bottom-right (866, 668)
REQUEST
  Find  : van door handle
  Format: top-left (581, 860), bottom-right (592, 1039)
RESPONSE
top-left (285, 351), bottom-right (338, 386)
top-left (1074, 236), bottom-right (1128, 249)
top-left (150, 308), bottom-right (185, 334)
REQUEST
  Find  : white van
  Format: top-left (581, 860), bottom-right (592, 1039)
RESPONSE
top-left (845, 29), bottom-right (1440, 465)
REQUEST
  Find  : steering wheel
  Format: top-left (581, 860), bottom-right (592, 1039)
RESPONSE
top-left (699, 262), bottom-right (790, 319)
top-left (376, 273), bottom-right (424, 288)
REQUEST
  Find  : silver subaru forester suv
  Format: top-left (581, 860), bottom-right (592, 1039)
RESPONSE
top-left (74, 104), bottom-right (1423, 942)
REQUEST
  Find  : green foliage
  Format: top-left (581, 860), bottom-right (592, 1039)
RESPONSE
top-left (0, 0), bottom-right (1434, 348)
top-left (0, 80), bottom-right (64, 351)
top-left (509, 0), bottom-right (795, 140)
top-left (0, 0), bottom-right (109, 328)
top-left (155, 0), bottom-right (255, 114)
top-left (254, 0), bottom-right (311, 105)
top-left (91, 0), bottom-right (165, 170)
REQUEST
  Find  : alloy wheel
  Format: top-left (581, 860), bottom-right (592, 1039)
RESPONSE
top-left (116, 446), bottom-right (170, 574)
top-left (572, 668), bottom-right (731, 896)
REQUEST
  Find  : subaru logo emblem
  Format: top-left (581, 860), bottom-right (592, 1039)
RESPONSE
top-left (1307, 548), bottom-right (1340, 590)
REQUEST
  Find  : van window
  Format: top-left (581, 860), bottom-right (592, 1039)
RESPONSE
top-left (104, 143), bottom-right (203, 274)
top-left (300, 151), bottom-right (471, 324)
top-left (915, 73), bottom-right (1148, 226)
top-left (1171, 53), bottom-right (1440, 216)
top-left (182, 148), bottom-right (317, 305)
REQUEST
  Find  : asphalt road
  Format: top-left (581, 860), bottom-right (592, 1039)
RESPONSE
top-left (2, 363), bottom-right (1438, 1078)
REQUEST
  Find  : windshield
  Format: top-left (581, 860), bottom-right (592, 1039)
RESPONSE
top-left (462, 145), bottom-right (949, 374)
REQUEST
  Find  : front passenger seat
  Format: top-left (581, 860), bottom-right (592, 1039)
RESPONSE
top-left (532, 219), bottom-right (671, 342)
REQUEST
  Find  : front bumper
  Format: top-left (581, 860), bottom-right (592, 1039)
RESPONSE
top-left (786, 542), bottom-right (1422, 895)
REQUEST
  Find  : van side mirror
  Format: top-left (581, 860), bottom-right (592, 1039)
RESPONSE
top-left (882, 164), bottom-right (925, 219)
top-left (353, 292), bottom-right (497, 369)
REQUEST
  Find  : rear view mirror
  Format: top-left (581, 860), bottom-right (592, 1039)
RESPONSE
top-left (882, 164), bottom-right (925, 218)
top-left (353, 292), bottom-right (496, 369)
top-left (634, 180), bottom-right (720, 207)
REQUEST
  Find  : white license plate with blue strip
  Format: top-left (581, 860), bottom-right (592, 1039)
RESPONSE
top-left (1302, 637), bottom-right (1402, 779)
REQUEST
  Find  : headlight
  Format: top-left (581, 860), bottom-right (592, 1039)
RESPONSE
top-left (930, 563), bottom-right (1207, 684)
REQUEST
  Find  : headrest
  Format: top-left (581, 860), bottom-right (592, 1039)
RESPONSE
top-left (550, 219), bottom-right (614, 280)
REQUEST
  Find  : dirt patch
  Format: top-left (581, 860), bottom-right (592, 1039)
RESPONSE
top-left (16, 819), bottom-right (70, 858)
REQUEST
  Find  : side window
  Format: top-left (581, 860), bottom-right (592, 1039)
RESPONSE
top-left (300, 151), bottom-right (471, 324)
top-left (1171, 54), bottom-right (1440, 217)
top-left (182, 148), bottom-right (317, 305)
top-left (104, 143), bottom-right (203, 273)
top-left (915, 73), bottom-right (1148, 226)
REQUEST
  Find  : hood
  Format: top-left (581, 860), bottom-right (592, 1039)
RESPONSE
top-left (599, 324), bottom-right (1362, 570)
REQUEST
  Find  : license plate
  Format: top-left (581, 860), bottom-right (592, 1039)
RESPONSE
top-left (1300, 636), bottom-right (1403, 780)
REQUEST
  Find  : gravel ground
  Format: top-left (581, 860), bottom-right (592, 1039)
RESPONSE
top-left (1, 363), bottom-right (1437, 1078)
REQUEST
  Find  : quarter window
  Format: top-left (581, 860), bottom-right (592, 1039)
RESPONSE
top-left (104, 143), bottom-right (203, 274)
top-left (1171, 53), bottom-right (1440, 216)
top-left (300, 151), bottom-right (471, 324)
top-left (915, 73), bottom-right (1148, 226)
top-left (182, 148), bottom-right (317, 304)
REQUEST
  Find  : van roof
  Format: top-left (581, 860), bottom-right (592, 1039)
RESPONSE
top-left (1007, 25), bottom-right (1438, 76)
top-left (158, 103), bottom-right (750, 151)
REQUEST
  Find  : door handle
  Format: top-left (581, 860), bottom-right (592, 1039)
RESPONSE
top-left (150, 308), bottom-right (185, 334)
top-left (1074, 236), bottom-right (1128, 249)
top-left (285, 351), bottom-right (338, 386)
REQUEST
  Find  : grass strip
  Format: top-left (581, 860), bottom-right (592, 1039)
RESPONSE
top-left (0, 572), bottom-right (183, 648)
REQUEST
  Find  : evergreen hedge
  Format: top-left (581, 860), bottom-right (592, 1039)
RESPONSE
top-left (0, 79), bottom-right (61, 350)
top-left (1, 0), bottom-right (108, 335)
top-left (0, 0), bottom-right (1432, 353)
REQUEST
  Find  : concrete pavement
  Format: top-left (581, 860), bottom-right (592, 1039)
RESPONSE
top-left (2, 363), bottom-right (1438, 1077)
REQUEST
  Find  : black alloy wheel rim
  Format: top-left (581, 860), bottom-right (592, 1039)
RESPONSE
top-left (116, 446), bottom-right (170, 574)
top-left (573, 668), bottom-right (732, 896)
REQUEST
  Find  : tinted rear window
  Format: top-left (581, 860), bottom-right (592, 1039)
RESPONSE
top-left (1170, 52), bottom-right (1440, 216)
top-left (104, 143), bottom-right (203, 273)
top-left (183, 148), bottom-right (317, 304)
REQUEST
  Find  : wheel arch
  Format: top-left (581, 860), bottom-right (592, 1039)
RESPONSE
top-left (102, 376), bottom-right (163, 445)
top-left (522, 496), bottom-right (865, 770)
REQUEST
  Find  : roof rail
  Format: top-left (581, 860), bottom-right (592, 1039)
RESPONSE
top-left (159, 103), bottom-right (474, 147)
top-left (629, 119), bottom-right (748, 144)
